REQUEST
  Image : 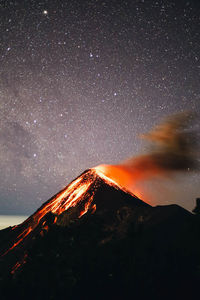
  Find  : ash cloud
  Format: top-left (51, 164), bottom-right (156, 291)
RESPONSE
top-left (121, 112), bottom-right (199, 177)
top-left (95, 112), bottom-right (200, 210)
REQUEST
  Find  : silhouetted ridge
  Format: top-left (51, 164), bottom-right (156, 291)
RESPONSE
top-left (0, 168), bottom-right (200, 300)
top-left (0, 168), bottom-right (148, 257)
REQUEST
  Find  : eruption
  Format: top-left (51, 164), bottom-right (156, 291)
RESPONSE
top-left (1, 112), bottom-right (198, 263)
top-left (96, 112), bottom-right (199, 196)
top-left (1, 168), bottom-right (141, 258)
top-left (1, 113), bottom-right (199, 299)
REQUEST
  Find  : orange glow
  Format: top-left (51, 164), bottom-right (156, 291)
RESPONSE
top-left (2, 166), bottom-right (146, 258)
top-left (4, 112), bottom-right (197, 259)
top-left (11, 253), bottom-right (28, 274)
top-left (54, 180), bottom-right (92, 214)
top-left (11, 225), bottom-right (18, 230)
top-left (94, 164), bottom-right (165, 206)
top-left (79, 195), bottom-right (94, 218)
top-left (2, 171), bottom-right (97, 256)
top-left (94, 164), bottom-right (144, 198)
top-left (11, 262), bottom-right (21, 274)
top-left (94, 164), bottom-right (134, 189)
top-left (91, 204), bottom-right (96, 214)
top-left (3, 227), bottom-right (33, 255)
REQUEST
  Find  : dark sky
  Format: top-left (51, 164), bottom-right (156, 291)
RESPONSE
top-left (1, 0), bottom-right (200, 215)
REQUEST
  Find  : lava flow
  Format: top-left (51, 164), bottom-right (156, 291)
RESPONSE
top-left (3, 112), bottom-right (198, 257)
top-left (1, 111), bottom-right (198, 280)
top-left (2, 167), bottom-right (138, 257)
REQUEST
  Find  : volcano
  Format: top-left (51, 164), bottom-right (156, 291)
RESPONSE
top-left (0, 168), bottom-right (148, 257)
top-left (0, 168), bottom-right (200, 300)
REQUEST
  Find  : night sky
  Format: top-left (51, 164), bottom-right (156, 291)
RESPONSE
top-left (1, 0), bottom-right (200, 215)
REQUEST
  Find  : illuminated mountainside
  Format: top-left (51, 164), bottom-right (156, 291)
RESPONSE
top-left (0, 168), bottom-right (148, 259)
top-left (0, 168), bottom-right (200, 300)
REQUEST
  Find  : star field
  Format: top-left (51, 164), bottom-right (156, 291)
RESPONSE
top-left (0, 0), bottom-right (200, 214)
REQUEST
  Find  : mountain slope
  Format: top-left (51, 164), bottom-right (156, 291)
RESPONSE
top-left (0, 168), bottom-right (148, 256)
top-left (0, 169), bottom-right (200, 300)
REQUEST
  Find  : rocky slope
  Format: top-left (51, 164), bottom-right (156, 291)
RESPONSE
top-left (0, 169), bottom-right (200, 299)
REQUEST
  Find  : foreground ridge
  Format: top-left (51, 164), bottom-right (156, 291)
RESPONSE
top-left (0, 168), bottom-right (199, 300)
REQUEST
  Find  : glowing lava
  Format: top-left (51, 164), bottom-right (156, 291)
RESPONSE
top-left (94, 164), bottom-right (143, 197)
top-left (94, 164), bottom-right (158, 206)
top-left (2, 167), bottom-right (138, 257)
top-left (3, 112), bottom-right (198, 259)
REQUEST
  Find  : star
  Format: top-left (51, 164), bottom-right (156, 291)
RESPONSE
top-left (0, 0), bottom-right (200, 216)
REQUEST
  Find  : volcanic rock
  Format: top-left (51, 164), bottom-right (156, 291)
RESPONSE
top-left (0, 169), bottom-right (200, 300)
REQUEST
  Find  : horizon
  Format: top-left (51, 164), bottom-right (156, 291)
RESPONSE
top-left (0, 215), bottom-right (28, 230)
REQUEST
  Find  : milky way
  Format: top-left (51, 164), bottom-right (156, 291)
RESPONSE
top-left (1, 0), bottom-right (200, 214)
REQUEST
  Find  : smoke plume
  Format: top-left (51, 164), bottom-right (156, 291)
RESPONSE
top-left (96, 112), bottom-right (199, 193)
top-left (122, 111), bottom-right (199, 175)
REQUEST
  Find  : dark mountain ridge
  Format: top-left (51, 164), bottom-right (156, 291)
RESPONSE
top-left (0, 168), bottom-right (200, 299)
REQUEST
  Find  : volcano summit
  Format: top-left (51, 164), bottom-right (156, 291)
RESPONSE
top-left (0, 167), bottom-right (148, 257)
top-left (0, 167), bottom-right (200, 300)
